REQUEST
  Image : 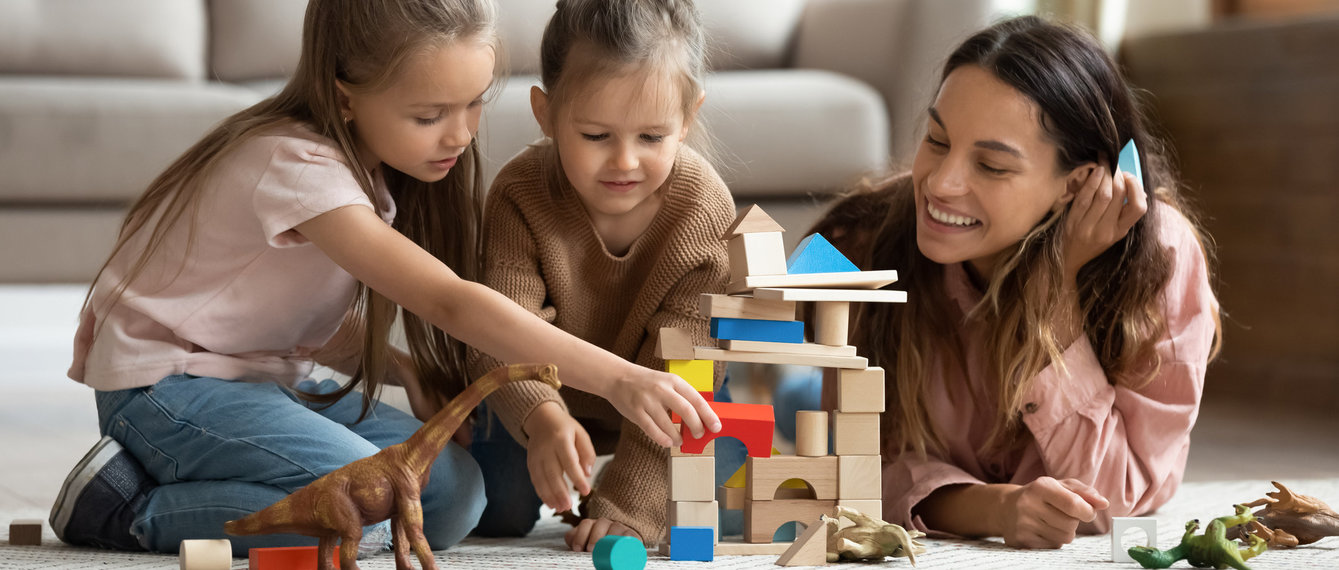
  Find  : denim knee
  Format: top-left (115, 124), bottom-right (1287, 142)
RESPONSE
top-left (420, 443), bottom-right (486, 550)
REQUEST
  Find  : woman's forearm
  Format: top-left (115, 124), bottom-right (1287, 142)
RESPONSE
top-left (915, 483), bottom-right (1017, 537)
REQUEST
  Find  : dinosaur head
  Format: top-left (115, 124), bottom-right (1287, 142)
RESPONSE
top-left (535, 364), bottom-right (561, 390)
top-left (1128, 545), bottom-right (1175, 568)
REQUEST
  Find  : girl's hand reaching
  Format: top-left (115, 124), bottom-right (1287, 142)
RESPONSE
top-left (1062, 166), bottom-right (1148, 280)
top-left (1001, 477), bottom-right (1110, 549)
top-left (603, 368), bottom-right (721, 448)
top-left (524, 401), bottom-right (596, 513)
top-left (565, 517), bottom-right (639, 552)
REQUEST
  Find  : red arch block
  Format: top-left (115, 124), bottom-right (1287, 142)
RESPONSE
top-left (679, 401), bottom-right (774, 458)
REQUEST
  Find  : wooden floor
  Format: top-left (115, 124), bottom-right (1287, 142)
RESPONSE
top-left (3, 285), bottom-right (1338, 515)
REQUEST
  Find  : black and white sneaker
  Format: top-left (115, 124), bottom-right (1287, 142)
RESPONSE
top-left (49, 436), bottom-right (154, 551)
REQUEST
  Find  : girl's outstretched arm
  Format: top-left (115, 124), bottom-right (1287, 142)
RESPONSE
top-left (295, 204), bottom-right (721, 446)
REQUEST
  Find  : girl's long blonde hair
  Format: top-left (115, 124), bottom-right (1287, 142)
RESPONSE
top-left (85, 0), bottom-right (500, 416)
top-left (845, 16), bottom-right (1222, 459)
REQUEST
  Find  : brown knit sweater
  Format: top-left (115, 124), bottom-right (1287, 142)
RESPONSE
top-left (467, 143), bottom-right (734, 543)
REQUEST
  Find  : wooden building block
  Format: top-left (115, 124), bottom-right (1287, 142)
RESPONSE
top-left (722, 204), bottom-right (786, 237)
top-left (746, 455), bottom-right (838, 501)
top-left (710, 317), bottom-right (804, 344)
top-left (832, 413), bottom-right (881, 456)
top-left (786, 232), bottom-right (859, 275)
top-left (825, 367), bottom-right (886, 413)
top-left (728, 232), bottom-right (788, 284)
top-left (699, 293), bottom-right (797, 321)
top-left (714, 541), bottom-right (792, 555)
top-left (717, 485), bottom-right (745, 510)
top-left (794, 411), bottom-right (829, 457)
top-left (668, 501), bottom-right (719, 542)
top-left (837, 455), bottom-right (882, 500)
top-left (719, 339), bottom-right (856, 357)
top-left (753, 287), bottom-right (908, 303)
top-left (656, 327), bottom-right (696, 360)
top-left (744, 498), bottom-right (837, 543)
top-left (774, 516), bottom-right (829, 566)
top-left (694, 347), bottom-right (868, 369)
top-left (728, 270), bottom-right (899, 294)
top-left (679, 401), bottom-right (775, 458)
top-left (813, 301), bottom-right (850, 346)
top-left (180, 539), bottom-right (232, 570)
top-left (836, 500), bottom-right (884, 530)
top-left (249, 545), bottom-right (335, 570)
top-left (666, 359), bottom-right (713, 392)
top-left (593, 535), bottom-right (647, 570)
top-left (669, 456), bottom-right (716, 502)
top-left (669, 526), bottom-right (714, 561)
top-left (670, 439), bottom-right (714, 457)
top-left (7, 519), bottom-right (41, 546)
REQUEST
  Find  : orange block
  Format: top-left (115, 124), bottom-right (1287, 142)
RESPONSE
top-left (680, 401), bottom-right (774, 458)
top-left (249, 546), bottom-right (339, 570)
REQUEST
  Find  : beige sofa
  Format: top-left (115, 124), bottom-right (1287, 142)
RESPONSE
top-left (0, 0), bottom-right (995, 282)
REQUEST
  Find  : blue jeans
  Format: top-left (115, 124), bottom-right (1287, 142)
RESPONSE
top-left (95, 375), bottom-right (486, 555)
top-left (468, 403), bottom-right (545, 537)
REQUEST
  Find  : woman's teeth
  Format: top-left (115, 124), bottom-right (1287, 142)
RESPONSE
top-left (928, 203), bottom-right (979, 227)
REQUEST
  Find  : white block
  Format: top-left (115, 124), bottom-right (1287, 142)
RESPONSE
top-left (1112, 517), bottom-right (1157, 563)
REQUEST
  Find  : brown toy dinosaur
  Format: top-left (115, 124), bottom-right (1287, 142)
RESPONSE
top-left (225, 363), bottom-right (561, 570)
top-left (1227, 481), bottom-right (1339, 548)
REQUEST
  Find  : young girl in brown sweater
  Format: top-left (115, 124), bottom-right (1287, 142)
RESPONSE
top-left (466, 0), bottom-right (733, 551)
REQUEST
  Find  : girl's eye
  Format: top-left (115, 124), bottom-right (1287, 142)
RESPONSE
top-left (581, 133), bottom-right (608, 142)
top-left (924, 135), bottom-right (947, 149)
top-left (416, 116), bottom-right (443, 126)
top-left (640, 134), bottom-right (666, 143)
top-left (468, 98), bottom-right (485, 109)
top-left (979, 163), bottom-right (1008, 175)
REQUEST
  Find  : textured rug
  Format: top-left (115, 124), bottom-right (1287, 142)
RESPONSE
top-left (2, 478), bottom-right (1337, 569)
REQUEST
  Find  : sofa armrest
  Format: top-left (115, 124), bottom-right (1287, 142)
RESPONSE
top-left (793, 0), bottom-right (997, 163)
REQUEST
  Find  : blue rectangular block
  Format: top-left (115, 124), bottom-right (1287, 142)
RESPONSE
top-left (710, 317), bottom-right (804, 344)
top-left (670, 526), bottom-right (714, 562)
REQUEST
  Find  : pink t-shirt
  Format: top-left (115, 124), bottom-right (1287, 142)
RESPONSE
top-left (882, 207), bottom-right (1219, 535)
top-left (69, 121), bottom-right (395, 390)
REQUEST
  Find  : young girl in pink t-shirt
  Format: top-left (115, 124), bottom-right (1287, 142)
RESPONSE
top-left (48, 0), bottom-right (718, 556)
top-left (809, 16), bottom-right (1221, 549)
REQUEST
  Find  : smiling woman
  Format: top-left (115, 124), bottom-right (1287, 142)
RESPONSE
top-left (807, 14), bottom-right (1223, 550)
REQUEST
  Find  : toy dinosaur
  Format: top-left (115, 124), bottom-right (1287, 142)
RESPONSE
top-left (1227, 481), bottom-right (1339, 548)
top-left (225, 363), bottom-right (561, 570)
top-left (822, 505), bottom-right (926, 565)
top-left (1127, 504), bottom-right (1267, 570)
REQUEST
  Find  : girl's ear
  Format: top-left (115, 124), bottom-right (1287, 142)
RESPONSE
top-left (530, 86), bottom-right (553, 138)
top-left (335, 80), bottom-right (355, 121)
top-left (679, 90), bottom-right (706, 142)
top-left (1056, 163), bottom-right (1095, 210)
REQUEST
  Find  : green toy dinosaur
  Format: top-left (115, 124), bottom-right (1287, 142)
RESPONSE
top-left (1128, 504), bottom-right (1268, 570)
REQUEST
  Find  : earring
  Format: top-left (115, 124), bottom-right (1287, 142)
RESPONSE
top-left (342, 113), bottom-right (352, 124)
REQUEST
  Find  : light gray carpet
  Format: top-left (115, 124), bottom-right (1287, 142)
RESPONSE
top-left (3, 478), bottom-right (1337, 569)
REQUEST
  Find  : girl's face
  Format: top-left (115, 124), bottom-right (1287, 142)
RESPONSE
top-left (340, 39), bottom-right (495, 182)
top-left (911, 65), bottom-right (1086, 279)
top-left (533, 69), bottom-right (698, 220)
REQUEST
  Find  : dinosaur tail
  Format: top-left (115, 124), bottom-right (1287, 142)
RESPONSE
top-left (223, 500), bottom-right (295, 536)
top-left (222, 512), bottom-right (266, 536)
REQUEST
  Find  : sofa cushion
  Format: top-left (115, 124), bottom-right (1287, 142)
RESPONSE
top-left (0, 78), bottom-right (264, 203)
top-left (208, 0), bottom-right (307, 82)
top-left (0, 0), bottom-right (207, 79)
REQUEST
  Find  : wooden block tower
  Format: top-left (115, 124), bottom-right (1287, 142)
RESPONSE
top-left (662, 204), bottom-right (904, 556)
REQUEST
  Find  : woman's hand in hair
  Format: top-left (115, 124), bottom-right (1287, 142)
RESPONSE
top-left (524, 401), bottom-right (596, 513)
top-left (1001, 477), bottom-right (1109, 549)
top-left (1062, 166), bottom-right (1149, 280)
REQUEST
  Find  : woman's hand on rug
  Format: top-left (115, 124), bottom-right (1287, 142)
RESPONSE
top-left (525, 401), bottom-right (595, 512)
top-left (1002, 477), bottom-right (1110, 549)
top-left (565, 517), bottom-right (639, 552)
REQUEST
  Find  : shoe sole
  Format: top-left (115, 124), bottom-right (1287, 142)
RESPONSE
top-left (49, 436), bottom-right (123, 540)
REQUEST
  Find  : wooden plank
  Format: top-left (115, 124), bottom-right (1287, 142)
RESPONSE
top-left (753, 287), bottom-right (908, 303)
top-left (719, 339), bottom-right (857, 357)
top-left (699, 294), bottom-right (797, 321)
top-left (694, 347), bottom-right (869, 369)
top-left (714, 541), bottom-right (792, 555)
top-left (728, 270), bottom-right (898, 294)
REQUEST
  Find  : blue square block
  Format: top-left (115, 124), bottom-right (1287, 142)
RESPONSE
top-left (710, 317), bottom-right (804, 344)
top-left (670, 526), bottom-right (714, 562)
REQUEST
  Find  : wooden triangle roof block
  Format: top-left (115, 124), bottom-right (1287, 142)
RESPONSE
top-left (720, 204), bottom-right (785, 239)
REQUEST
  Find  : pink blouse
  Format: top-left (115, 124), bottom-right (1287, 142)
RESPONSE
top-left (882, 207), bottom-right (1219, 535)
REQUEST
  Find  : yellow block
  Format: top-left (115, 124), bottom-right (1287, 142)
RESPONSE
top-left (666, 359), bottom-right (713, 392)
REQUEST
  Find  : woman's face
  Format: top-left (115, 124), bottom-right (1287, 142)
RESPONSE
top-left (911, 65), bottom-right (1085, 279)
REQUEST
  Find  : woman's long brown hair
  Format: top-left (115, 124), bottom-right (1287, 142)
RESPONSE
top-left (83, 0), bottom-right (500, 417)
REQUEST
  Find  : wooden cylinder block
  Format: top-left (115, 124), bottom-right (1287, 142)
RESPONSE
top-left (813, 301), bottom-right (850, 346)
top-left (794, 411), bottom-right (829, 456)
top-left (179, 539), bottom-right (232, 570)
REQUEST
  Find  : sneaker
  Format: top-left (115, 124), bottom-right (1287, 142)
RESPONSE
top-left (49, 436), bottom-right (154, 551)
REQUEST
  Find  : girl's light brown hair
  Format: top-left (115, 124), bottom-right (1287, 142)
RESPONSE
top-left (846, 15), bottom-right (1221, 459)
top-left (85, 0), bottom-right (500, 417)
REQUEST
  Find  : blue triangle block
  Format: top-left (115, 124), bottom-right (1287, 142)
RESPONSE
top-left (786, 233), bottom-right (858, 274)
top-left (1118, 139), bottom-right (1142, 183)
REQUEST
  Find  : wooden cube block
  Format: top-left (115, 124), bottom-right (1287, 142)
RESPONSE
top-left (832, 412), bottom-right (880, 455)
top-left (656, 327), bottom-right (697, 360)
top-left (838, 455), bottom-right (882, 500)
top-left (794, 411), bottom-right (829, 457)
top-left (7, 519), bottom-right (41, 546)
top-left (179, 539), bottom-right (232, 570)
top-left (699, 294), bottom-right (797, 321)
top-left (825, 367), bottom-right (885, 413)
top-left (668, 500), bottom-right (719, 542)
top-left (746, 455), bottom-right (837, 501)
top-left (666, 359), bottom-right (714, 392)
top-left (669, 456), bottom-right (716, 502)
top-left (728, 231), bottom-right (787, 284)
top-left (743, 498), bottom-right (836, 543)
top-left (717, 485), bottom-right (745, 510)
